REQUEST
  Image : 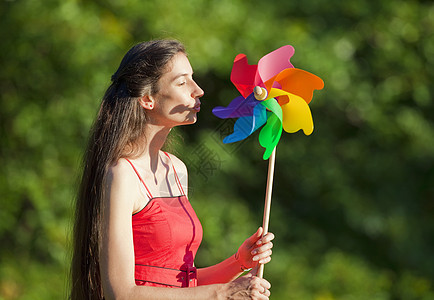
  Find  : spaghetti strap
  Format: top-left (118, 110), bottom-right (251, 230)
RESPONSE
top-left (163, 152), bottom-right (186, 196)
top-left (125, 158), bottom-right (153, 199)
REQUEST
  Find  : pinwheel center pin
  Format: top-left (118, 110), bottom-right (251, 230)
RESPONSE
top-left (253, 86), bottom-right (268, 100)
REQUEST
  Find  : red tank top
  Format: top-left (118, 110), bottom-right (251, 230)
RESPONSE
top-left (126, 153), bottom-right (203, 288)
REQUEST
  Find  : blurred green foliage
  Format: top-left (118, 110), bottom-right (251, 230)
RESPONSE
top-left (1, 0), bottom-right (434, 299)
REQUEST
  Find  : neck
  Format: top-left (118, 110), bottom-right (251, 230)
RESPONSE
top-left (141, 124), bottom-right (171, 172)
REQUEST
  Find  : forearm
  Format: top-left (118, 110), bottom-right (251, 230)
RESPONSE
top-left (197, 254), bottom-right (246, 285)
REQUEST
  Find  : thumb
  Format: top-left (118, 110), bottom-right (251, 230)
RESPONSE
top-left (249, 265), bottom-right (259, 276)
top-left (245, 227), bottom-right (263, 245)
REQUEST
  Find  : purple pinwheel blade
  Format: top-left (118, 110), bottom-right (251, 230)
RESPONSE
top-left (212, 94), bottom-right (261, 119)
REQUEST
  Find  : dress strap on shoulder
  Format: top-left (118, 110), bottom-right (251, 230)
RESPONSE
top-left (125, 158), bottom-right (153, 199)
top-left (163, 152), bottom-right (186, 196)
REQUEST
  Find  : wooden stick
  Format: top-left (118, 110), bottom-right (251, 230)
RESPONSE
top-left (257, 147), bottom-right (276, 278)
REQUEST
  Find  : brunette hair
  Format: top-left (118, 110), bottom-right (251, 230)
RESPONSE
top-left (70, 40), bottom-right (186, 299)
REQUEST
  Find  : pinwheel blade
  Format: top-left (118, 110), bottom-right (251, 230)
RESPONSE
top-left (257, 45), bottom-right (294, 87)
top-left (259, 99), bottom-right (283, 160)
top-left (281, 94), bottom-right (314, 135)
top-left (223, 103), bottom-right (267, 144)
top-left (272, 68), bottom-right (324, 104)
top-left (215, 45), bottom-right (323, 160)
top-left (212, 94), bottom-right (260, 119)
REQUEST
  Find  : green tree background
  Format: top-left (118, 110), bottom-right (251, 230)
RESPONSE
top-left (1, 0), bottom-right (433, 299)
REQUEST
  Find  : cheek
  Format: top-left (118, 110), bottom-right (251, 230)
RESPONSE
top-left (154, 93), bottom-right (172, 111)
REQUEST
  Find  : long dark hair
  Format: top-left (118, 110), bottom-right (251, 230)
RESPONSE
top-left (70, 40), bottom-right (186, 300)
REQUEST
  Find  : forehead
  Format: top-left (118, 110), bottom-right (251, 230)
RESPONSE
top-left (163, 52), bottom-right (193, 80)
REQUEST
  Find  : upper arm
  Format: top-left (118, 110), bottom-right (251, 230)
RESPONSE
top-left (100, 159), bottom-right (139, 299)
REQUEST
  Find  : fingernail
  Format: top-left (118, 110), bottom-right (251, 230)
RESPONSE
top-left (253, 256), bottom-right (259, 261)
top-left (256, 240), bottom-right (262, 245)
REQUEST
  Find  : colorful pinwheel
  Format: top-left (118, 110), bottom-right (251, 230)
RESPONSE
top-left (212, 45), bottom-right (324, 279)
top-left (212, 45), bottom-right (324, 159)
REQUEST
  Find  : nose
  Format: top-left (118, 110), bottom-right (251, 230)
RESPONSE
top-left (192, 80), bottom-right (204, 99)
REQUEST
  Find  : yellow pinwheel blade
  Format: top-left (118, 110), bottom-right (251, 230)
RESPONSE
top-left (266, 88), bottom-right (314, 135)
top-left (281, 93), bottom-right (314, 135)
top-left (267, 88), bottom-right (290, 101)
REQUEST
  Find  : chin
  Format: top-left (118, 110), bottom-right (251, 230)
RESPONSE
top-left (186, 117), bottom-right (198, 125)
top-left (187, 113), bottom-right (198, 124)
top-left (173, 111), bottom-right (198, 127)
top-left (178, 116), bottom-right (197, 126)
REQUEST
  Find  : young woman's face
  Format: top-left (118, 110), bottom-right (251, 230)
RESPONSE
top-left (148, 52), bottom-right (204, 127)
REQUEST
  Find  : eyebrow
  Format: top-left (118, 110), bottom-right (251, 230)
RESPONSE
top-left (171, 72), bottom-right (193, 81)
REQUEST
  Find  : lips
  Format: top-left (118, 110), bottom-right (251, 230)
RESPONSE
top-left (193, 104), bottom-right (201, 112)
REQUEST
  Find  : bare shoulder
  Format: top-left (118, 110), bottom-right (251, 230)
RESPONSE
top-left (164, 152), bottom-right (188, 175)
top-left (107, 158), bottom-right (136, 184)
top-left (163, 152), bottom-right (189, 194)
top-left (105, 158), bottom-right (139, 212)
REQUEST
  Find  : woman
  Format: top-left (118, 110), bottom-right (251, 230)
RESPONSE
top-left (71, 39), bottom-right (274, 299)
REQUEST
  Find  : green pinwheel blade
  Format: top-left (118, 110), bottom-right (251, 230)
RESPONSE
top-left (259, 98), bottom-right (283, 160)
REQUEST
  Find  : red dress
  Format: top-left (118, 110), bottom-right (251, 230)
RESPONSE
top-left (126, 154), bottom-right (203, 288)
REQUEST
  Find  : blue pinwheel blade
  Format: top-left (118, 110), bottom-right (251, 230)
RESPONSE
top-left (223, 103), bottom-right (268, 144)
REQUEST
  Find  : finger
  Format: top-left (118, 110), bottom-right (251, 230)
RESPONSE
top-left (258, 256), bottom-right (271, 264)
top-left (254, 243), bottom-right (272, 258)
top-left (255, 290), bottom-right (269, 300)
top-left (263, 232), bottom-right (275, 242)
top-left (251, 276), bottom-right (271, 289)
top-left (261, 278), bottom-right (271, 290)
top-left (253, 249), bottom-right (272, 262)
top-left (251, 242), bottom-right (273, 257)
top-left (254, 284), bottom-right (270, 300)
top-left (248, 227), bottom-right (264, 243)
top-left (258, 287), bottom-right (271, 298)
top-left (257, 232), bottom-right (275, 246)
top-left (246, 227), bottom-right (263, 245)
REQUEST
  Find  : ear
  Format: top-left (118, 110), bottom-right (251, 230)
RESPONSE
top-left (139, 95), bottom-right (155, 110)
